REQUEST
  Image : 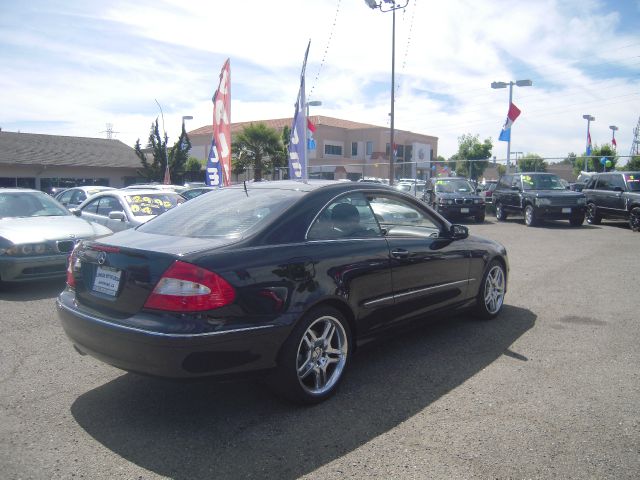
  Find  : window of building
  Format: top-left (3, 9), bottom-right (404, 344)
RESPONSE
top-left (366, 141), bottom-right (373, 156)
top-left (324, 144), bottom-right (343, 156)
top-left (0, 177), bottom-right (36, 188)
top-left (351, 142), bottom-right (358, 156)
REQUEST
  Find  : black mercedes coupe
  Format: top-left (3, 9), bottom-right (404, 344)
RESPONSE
top-left (57, 180), bottom-right (508, 404)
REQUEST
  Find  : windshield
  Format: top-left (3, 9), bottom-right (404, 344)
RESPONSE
top-left (521, 174), bottom-right (566, 190)
top-left (435, 179), bottom-right (474, 193)
top-left (124, 193), bottom-right (184, 217)
top-left (138, 186), bottom-right (306, 238)
top-left (0, 192), bottom-right (70, 218)
top-left (624, 173), bottom-right (640, 191)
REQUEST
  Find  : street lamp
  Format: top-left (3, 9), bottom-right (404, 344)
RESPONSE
top-left (583, 114), bottom-right (595, 172)
top-left (609, 125), bottom-right (618, 150)
top-left (305, 100), bottom-right (322, 116)
top-left (364, 0), bottom-right (409, 186)
top-left (492, 79), bottom-right (532, 172)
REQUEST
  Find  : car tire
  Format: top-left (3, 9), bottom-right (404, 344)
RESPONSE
top-left (524, 205), bottom-right (538, 227)
top-left (475, 212), bottom-right (485, 223)
top-left (473, 260), bottom-right (506, 320)
top-left (267, 306), bottom-right (351, 405)
top-left (586, 202), bottom-right (601, 225)
top-left (569, 213), bottom-right (585, 226)
top-left (495, 203), bottom-right (507, 221)
top-left (629, 207), bottom-right (640, 232)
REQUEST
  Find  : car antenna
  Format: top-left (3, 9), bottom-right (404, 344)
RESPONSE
top-left (243, 180), bottom-right (248, 196)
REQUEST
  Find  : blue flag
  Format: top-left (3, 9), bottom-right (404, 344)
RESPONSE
top-left (205, 137), bottom-right (223, 187)
top-left (289, 41), bottom-right (310, 180)
top-left (499, 127), bottom-right (511, 142)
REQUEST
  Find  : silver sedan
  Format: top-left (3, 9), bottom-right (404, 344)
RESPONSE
top-left (0, 189), bottom-right (113, 283)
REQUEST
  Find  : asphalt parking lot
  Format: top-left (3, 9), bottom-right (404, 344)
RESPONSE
top-left (1, 216), bottom-right (638, 479)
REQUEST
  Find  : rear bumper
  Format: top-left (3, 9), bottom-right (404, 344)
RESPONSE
top-left (56, 292), bottom-right (291, 378)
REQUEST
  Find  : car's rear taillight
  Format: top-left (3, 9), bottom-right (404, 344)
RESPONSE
top-left (66, 247), bottom-right (80, 288)
top-left (144, 260), bottom-right (235, 312)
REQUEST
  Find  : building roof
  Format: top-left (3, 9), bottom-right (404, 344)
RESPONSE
top-left (0, 131), bottom-right (141, 169)
top-left (189, 115), bottom-right (428, 137)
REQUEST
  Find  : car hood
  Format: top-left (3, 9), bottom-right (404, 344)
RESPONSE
top-left (0, 216), bottom-right (112, 244)
top-left (436, 192), bottom-right (482, 199)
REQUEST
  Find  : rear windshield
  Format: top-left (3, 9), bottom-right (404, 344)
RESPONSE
top-left (0, 192), bottom-right (70, 218)
top-left (138, 187), bottom-right (306, 238)
top-left (124, 193), bottom-right (184, 217)
top-left (624, 174), bottom-right (640, 191)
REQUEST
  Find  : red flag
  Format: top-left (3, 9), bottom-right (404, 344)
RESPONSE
top-left (307, 118), bottom-right (316, 133)
top-left (213, 59), bottom-right (231, 186)
top-left (612, 136), bottom-right (617, 148)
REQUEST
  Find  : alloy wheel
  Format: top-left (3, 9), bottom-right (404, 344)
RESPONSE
top-left (296, 315), bottom-right (348, 396)
top-left (484, 265), bottom-right (505, 315)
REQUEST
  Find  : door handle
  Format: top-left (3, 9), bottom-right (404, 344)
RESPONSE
top-left (391, 249), bottom-right (410, 259)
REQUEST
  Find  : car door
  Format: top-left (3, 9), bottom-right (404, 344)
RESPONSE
top-left (593, 174), bottom-right (614, 214)
top-left (368, 193), bottom-right (471, 328)
top-left (97, 196), bottom-right (130, 232)
top-left (604, 174), bottom-right (627, 214)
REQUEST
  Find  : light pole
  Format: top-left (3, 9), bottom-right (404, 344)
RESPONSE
top-left (609, 125), bottom-right (618, 150)
top-left (583, 114), bottom-right (595, 172)
top-left (364, 0), bottom-right (409, 186)
top-left (491, 79), bottom-right (532, 173)
top-left (512, 151), bottom-right (523, 172)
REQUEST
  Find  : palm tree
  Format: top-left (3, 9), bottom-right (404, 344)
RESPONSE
top-left (231, 123), bottom-right (283, 182)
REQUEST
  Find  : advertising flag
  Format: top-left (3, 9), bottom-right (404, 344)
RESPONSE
top-left (612, 135), bottom-right (617, 148)
top-left (586, 131), bottom-right (592, 156)
top-left (498, 102), bottom-right (521, 142)
top-left (213, 59), bottom-right (231, 186)
top-left (289, 41), bottom-right (311, 180)
top-left (205, 135), bottom-right (223, 187)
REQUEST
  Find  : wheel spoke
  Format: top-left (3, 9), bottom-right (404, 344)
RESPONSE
top-left (298, 357), bottom-right (314, 380)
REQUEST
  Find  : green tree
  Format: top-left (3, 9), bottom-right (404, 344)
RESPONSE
top-left (572, 144), bottom-right (618, 176)
top-left (185, 156), bottom-right (203, 172)
top-left (497, 164), bottom-right (506, 177)
top-left (135, 119), bottom-right (192, 183)
top-left (625, 155), bottom-right (640, 170)
top-left (231, 123), bottom-right (283, 181)
top-left (449, 134), bottom-right (492, 180)
top-left (518, 153), bottom-right (547, 172)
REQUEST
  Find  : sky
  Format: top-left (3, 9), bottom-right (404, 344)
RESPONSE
top-left (1, 0), bottom-right (639, 164)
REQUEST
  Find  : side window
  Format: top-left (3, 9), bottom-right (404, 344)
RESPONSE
top-left (610, 174), bottom-right (625, 190)
top-left (58, 190), bottom-right (74, 204)
top-left (308, 193), bottom-right (382, 240)
top-left (596, 175), bottom-right (611, 191)
top-left (511, 176), bottom-right (522, 189)
top-left (81, 197), bottom-right (100, 214)
top-left (497, 176), bottom-right (511, 189)
top-left (369, 194), bottom-right (440, 238)
top-left (96, 197), bottom-right (123, 217)
top-left (70, 191), bottom-right (85, 205)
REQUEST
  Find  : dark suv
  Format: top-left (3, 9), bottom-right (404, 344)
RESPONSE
top-left (492, 172), bottom-right (586, 227)
top-left (423, 177), bottom-right (485, 222)
top-left (582, 171), bottom-right (640, 232)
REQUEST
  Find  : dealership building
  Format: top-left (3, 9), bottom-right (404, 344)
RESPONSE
top-left (188, 115), bottom-right (438, 181)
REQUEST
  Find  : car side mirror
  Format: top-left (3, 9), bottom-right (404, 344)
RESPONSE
top-left (449, 224), bottom-right (469, 240)
top-left (108, 211), bottom-right (125, 221)
top-left (69, 208), bottom-right (81, 216)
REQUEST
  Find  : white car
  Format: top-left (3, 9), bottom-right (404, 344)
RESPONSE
top-left (54, 186), bottom-right (116, 209)
top-left (75, 189), bottom-right (185, 232)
